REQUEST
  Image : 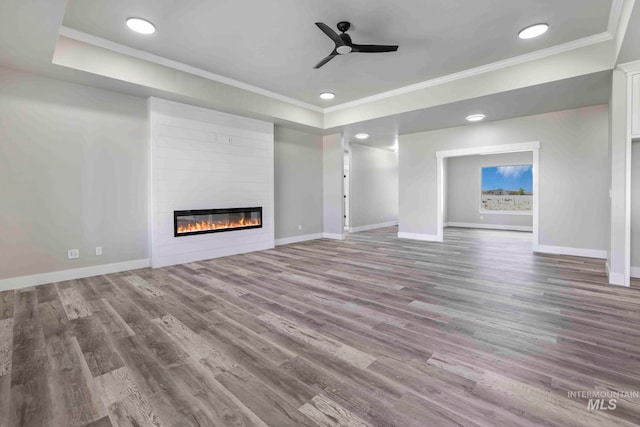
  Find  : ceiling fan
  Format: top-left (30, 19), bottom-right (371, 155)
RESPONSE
top-left (314, 21), bottom-right (398, 69)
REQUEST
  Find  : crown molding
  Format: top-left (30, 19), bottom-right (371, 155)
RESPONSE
top-left (618, 59), bottom-right (640, 73)
top-left (58, 26), bottom-right (324, 113)
top-left (324, 32), bottom-right (613, 113)
top-left (608, 0), bottom-right (626, 35)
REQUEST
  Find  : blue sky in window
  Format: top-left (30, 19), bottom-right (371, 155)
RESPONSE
top-left (481, 165), bottom-right (533, 192)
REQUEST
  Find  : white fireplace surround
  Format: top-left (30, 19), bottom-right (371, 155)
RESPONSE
top-left (149, 98), bottom-right (275, 268)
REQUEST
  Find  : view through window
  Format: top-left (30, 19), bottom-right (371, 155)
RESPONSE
top-left (481, 165), bottom-right (533, 212)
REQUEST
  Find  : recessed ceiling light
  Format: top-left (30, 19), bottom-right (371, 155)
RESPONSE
top-left (354, 133), bottom-right (370, 140)
top-left (320, 92), bottom-right (335, 100)
top-left (466, 114), bottom-right (486, 122)
top-left (126, 17), bottom-right (156, 35)
top-left (518, 23), bottom-right (549, 39)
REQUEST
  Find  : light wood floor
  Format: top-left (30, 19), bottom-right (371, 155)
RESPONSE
top-left (1, 227), bottom-right (640, 426)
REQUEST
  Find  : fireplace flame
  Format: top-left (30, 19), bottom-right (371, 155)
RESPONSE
top-left (177, 218), bottom-right (261, 234)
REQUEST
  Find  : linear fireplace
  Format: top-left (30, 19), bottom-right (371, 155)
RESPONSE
top-left (174, 207), bottom-right (262, 237)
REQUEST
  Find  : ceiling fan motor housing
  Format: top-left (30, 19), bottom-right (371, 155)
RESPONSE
top-left (337, 33), bottom-right (353, 54)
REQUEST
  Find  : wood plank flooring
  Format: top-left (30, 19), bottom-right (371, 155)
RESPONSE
top-left (2, 227), bottom-right (640, 426)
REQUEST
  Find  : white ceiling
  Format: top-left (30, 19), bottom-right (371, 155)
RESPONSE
top-left (62, 0), bottom-right (613, 107)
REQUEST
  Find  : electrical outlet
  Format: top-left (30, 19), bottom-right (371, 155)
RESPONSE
top-left (298, 224), bottom-right (302, 231)
top-left (67, 249), bottom-right (80, 259)
top-left (95, 246), bottom-right (103, 256)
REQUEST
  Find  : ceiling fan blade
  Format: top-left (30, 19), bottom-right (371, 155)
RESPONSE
top-left (314, 52), bottom-right (338, 69)
top-left (315, 22), bottom-right (345, 46)
top-left (351, 44), bottom-right (399, 53)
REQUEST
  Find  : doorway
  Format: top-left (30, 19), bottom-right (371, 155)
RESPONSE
top-left (435, 141), bottom-right (540, 251)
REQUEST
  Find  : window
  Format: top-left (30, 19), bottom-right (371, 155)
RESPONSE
top-left (480, 165), bottom-right (533, 213)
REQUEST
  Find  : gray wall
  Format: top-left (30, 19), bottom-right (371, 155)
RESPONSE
top-left (323, 134), bottom-right (344, 236)
top-left (631, 141), bottom-right (640, 269)
top-left (350, 144), bottom-right (398, 229)
top-left (446, 152), bottom-right (533, 229)
top-left (274, 126), bottom-right (324, 240)
top-left (400, 105), bottom-right (609, 251)
top-left (0, 67), bottom-right (148, 280)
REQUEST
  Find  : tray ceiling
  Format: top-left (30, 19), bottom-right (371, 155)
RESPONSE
top-left (62, 0), bottom-right (614, 107)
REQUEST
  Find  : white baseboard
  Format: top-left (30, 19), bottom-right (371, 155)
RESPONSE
top-left (275, 233), bottom-right (323, 246)
top-left (608, 271), bottom-right (629, 286)
top-left (349, 221), bottom-right (399, 233)
top-left (398, 232), bottom-right (442, 242)
top-left (323, 233), bottom-right (345, 240)
top-left (446, 222), bottom-right (533, 232)
top-left (631, 266), bottom-right (640, 279)
top-left (536, 245), bottom-right (607, 260)
top-left (605, 262), bottom-right (629, 286)
top-left (0, 258), bottom-right (150, 291)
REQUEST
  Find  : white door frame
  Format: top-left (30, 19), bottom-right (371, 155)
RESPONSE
top-left (435, 141), bottom-right (540, 250)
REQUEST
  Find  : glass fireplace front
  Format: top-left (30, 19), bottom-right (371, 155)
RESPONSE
top-left (174, 207), bottom-right (262, 237)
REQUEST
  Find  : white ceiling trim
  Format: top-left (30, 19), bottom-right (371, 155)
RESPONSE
top-left (612, 0), bottom-right (637, 59)
top-left (58, 26), bottom-right (325, 113)
top-left (607, 0), bottom-right (626, 35)
top-left (324, 32), bottom-right (613, 113)
top-left (618, 59), bottom-right (640, 73)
